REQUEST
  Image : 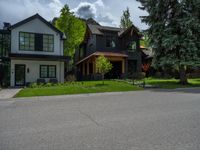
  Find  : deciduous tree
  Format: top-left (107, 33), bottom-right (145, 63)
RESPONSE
top-left (96, 55), bottom-right (113, 84)
top-left (55, 5), bottom-right (86, 67)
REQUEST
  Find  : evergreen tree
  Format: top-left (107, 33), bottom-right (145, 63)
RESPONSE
top-left (137, 0), bottom-right (200, 84)
top-left (120, 7), bottom-right (133, 29)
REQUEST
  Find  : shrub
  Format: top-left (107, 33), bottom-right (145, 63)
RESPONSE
top-left (66, 74), bottom-right (76, 82)
top-left (154, 72), bottom-right (162, 78)
top-left (44, 83), bottom-right (53, 87)
top-left (29, 83), bottom-right (38, 88)
top-left (132, 72), bottom-right (146, 80)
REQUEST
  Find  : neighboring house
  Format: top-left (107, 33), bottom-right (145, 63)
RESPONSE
top-left (75, 21), bottom-right (142, 80)
top-left (141, 45), bottom-right (153, 64)
top-left (0, 14), bottom-right (69, 87)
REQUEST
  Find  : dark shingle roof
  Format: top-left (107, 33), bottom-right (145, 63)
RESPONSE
top-left (87, 24), bottom-right (124, 35)
top-left (87, 23), bottom-right (140, 38)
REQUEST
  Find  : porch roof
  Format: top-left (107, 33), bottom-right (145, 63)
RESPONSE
top-left (76, 51), bottom-right (128, 65)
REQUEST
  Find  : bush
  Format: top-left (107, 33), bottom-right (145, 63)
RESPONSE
top-left (44, 83), bottom-right (53, 87)
top-left (132, 72), bottom-right (146, 80)
top-left (154, 72), bottom-right (162, 78)
top-left (29, 83), bottom-right (39, 88)
top-left (66, 74), bottom-right (76, 82)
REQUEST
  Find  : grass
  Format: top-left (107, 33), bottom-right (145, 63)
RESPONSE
top-left (145, 78), bottom-right (200, 89)
top-left (15, 80), bottom-right (142, 98)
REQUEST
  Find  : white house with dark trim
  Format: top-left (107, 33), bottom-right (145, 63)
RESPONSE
top-left (0, 14), bottom-right (69, 87)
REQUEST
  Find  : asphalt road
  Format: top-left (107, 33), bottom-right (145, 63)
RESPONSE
top-left (0, 90), bottom-right (200, 150)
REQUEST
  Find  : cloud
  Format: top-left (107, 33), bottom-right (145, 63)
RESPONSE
top-left (72, 2), bottom-right (96, 19)
top-left (72, 0), bottom-right (115, 26)
top-left (0, 0), bottom-right (63, 27)
top-left (0, 0), bottom-right (148, 30)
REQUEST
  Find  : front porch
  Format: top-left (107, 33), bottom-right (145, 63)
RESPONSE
top-left (76, 52), bottom-right (128, 80)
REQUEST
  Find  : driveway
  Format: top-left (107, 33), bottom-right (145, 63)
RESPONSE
top-left (0, 90), bottom-right (200, 150)
top-left (0, 88), bottom-right (21, 99)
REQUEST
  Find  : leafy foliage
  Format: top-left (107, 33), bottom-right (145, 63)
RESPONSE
top-left (55, 5), bottom-right (86, 59)
top-left (140, 32), bottom-right (150, 48)
top-left (137, 0), bottom-right (200, 84)
top-left (120, 7), bottom-right (133, 29)
top-left (96, 55), bottom-right (113, 83)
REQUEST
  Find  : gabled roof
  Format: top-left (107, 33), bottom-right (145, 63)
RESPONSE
top-left (76, 51), bottom-right (128, 65)
top-left (118, 25), bottom-right (140, 38)
top-left (10, 13), bottom-right (65, 38)
top-left (87, 24), bottom-right (123, 36)
top-left (87, 23), bottom-right (140, 38)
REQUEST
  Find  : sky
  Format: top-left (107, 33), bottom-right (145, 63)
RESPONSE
top-left (0, 0), bottom-right (148, 30)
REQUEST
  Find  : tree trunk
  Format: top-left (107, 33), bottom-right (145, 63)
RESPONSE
top-left (102, 73), bottom-right (104, 85)
top-left (179, 65), bottom-right (188, 85)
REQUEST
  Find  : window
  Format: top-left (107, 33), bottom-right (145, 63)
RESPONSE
top-left (0, 33), bottom-right (10, 57)
top-left (19, 32), bottom-right (54, 52)
top-left (19, 32), bottom-right (34, 51)
top-left (106, 35), bottom-right (116, 48)
top-left (43, 34), bottom-right (54, 52)
top-left (40, 65), bottom-right (56, 78)
top-left (127, 41), bottom-right (137, 51)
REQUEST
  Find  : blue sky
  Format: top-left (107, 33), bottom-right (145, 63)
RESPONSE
top-left (0, 0), bottom-right (148, 30)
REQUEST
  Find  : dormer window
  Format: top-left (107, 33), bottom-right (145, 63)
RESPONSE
top-left (106, 35), bottom-right (116, 48)
top-left (127, 41), bottom-right (137, 51)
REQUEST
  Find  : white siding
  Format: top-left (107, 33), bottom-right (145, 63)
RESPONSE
top-left (11, 18), bottom-right (63, 56)
top-left (10, 60), bottom-right (64, 86)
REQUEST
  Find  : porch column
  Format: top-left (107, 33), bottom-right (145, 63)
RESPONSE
top-left (87, 61), bottom-right (89, 75)
top-left (122, 59), bottom-right (125, 74)
top-left (82, 62), bottom-right (85, 75)
top-left (93, 57), bottom-right (97, 74)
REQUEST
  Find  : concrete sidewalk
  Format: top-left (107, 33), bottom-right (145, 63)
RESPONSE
top-left (0, 88), bottom-right (21, 99)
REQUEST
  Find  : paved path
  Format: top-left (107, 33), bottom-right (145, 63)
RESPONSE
top-left (0, 90), bottom-right (200, 150)
top-left (0, 88), bottom-right (21, 99)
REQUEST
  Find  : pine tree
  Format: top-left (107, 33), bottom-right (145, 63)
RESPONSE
top-left (120, 7), bottom-right (133, 29)
top-left (137, 0), bottom-right (200, 84)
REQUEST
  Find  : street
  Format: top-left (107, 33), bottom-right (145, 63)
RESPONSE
top-left (0, 90), bottom-right (200, 150)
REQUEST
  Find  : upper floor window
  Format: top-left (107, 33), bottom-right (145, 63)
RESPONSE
top-left (0, 33), bottom-right (10, 57)
top-left (19, 32), bottom-right (35, 51)
top-left (106, 35), bottom-right (116, 48)
top-left (19, 32), bottom-right (54, 52)
top-left (43, 34), bottom-right (54, 52)
top-left (128, 41), bottom-right (137, 51)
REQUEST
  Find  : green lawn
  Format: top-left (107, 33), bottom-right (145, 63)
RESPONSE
top-left (145, 78), bottom-right (200, 89)
top-left (15, 80), bottom-right (142, 98)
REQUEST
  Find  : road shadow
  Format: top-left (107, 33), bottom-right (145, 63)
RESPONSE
top-left (145, 87), bottom-right (200, 94)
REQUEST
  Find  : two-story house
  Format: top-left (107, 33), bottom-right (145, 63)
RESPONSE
top-left (75, 21), bottom-right (142, 80)
top-left (0, 14), bottom-right (69, 87)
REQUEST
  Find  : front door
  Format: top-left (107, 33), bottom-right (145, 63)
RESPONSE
top-left (15, 64), bottom-right (25, 86)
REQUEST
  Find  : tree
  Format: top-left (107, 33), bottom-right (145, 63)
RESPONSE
top-left (137, 0), bottom-right (200, 84)
top-left (140, 31), bottom-right (150, 48)
top-left (120, 7), bottom-right (133, 29)
top-left (55, 5), bottom-right (86, 67)
top-left (96, 55), bottom-right (113, 84)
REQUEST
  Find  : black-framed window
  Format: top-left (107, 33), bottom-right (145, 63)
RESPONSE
top-left (0, 33), bottom-right (10, 57)
top-left (106, 35), bottom-right (116, 48)
top-left (19, 32), bottom-right (54, 52)
top-left (43, 34), bottom-right (54, 52)
top-left (127, 41), bottom-right (137, 51)
top-left (19, 32), bottom-right (35, 51)
top-left (40, 65), bottom-right (56, 78)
